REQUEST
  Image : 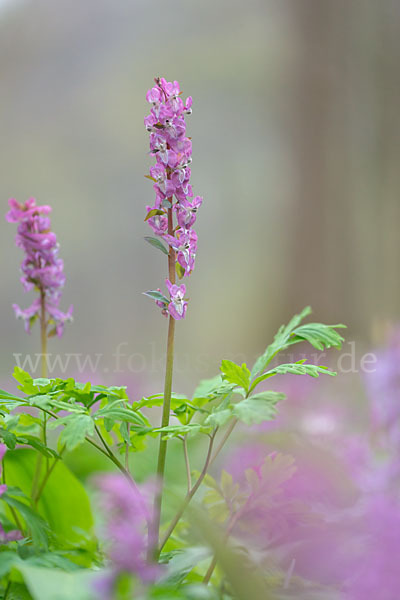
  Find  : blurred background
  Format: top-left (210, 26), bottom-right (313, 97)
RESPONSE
top-left (1, 0), bottom-right (399, 398)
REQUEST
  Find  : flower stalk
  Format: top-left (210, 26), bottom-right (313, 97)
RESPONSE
top-left (144, 77), bottom-right (202, 552)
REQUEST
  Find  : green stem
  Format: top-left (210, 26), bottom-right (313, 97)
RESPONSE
top-left (31, 290), bottom-right (48, 503)
top-left (3, 580), bottom-right (11, 600)
top-left (209, 418), bottom-right (238, 467)
top-left (40, 289), bottom-right (48, 380)
top-left (33, 447), bottom-right (65, 505)
top-left (158, 432), bottom-right (216, 553)
top-left (125, 424), bottom-right (131, 473)
top-left (151, 313), bottom-right (175, 552)
top-left (94, 424), bottom-right (134, 483)
top-left (159, 416), bottom-right (239, 553)
top-left (150, 204), bottom-right (177, 554)
top-left (2, 460), bottom-right (24, 533)
top-left (182, 436), bottom-right (192, 493)
top-left (203, 555), bottom-right (218, 584)
top-left (203, 506), bottom-right (243, 584)
top-left (32, 405), bottom-right (133, 482)
top-left (30, 454), bottom-right (43, 504)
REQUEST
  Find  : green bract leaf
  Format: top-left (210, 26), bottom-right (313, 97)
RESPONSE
top-left (144, 236), bottom-right (169, 255)
top-left (144, 208), bottom-right (165, 221)
top-left (176, 262), bottom-right (185, 279)
top-left (220, 360), bottom-right (251, 392)
top-left (143, 290), bottom-right (169, 304)
top-left (232, 391), bottom-right (285, 425)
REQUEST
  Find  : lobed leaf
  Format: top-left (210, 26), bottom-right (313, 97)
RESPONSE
top-left (233, 391), bottom-right (285, 425)
top-left (250, 362), bottom-right (336, 393)
top-left (220, 360), bottom-right (251, 392)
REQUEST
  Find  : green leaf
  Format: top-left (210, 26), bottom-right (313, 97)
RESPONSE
top-left (154, 424), bottom-right (210, 440)
top-left (0, 428), bottom-right (17, 449)
top-left (32, 378), bottom-right (51, 388)
top-left (220, 360), bottom-right (251, 392)
top-left (251, 308), bottom-right (346, 380)
top-left (161, 547), bottom-right (212, 587)
top-left (13, 367), bottom-right (33, 387)
top-left (250, 307), bottom-right (312, 379)
top-left (0, 389), bottom-right (26, 403)
top-left (289, 322), bottom-right (346, 351)
top-left (4, 449), bottom-right (94, 549)
top-left (15, 437), bottom-right (58, 459)
top-left (232, 391), bottom-right (285, 425)
top-left (205, 408), bottom-right (233, 428)
top-left (4, 582), bottom-right (33, 600)
top-left (192, 376), bottom-right (235, 406)
top-left (2, 491), bottom-right (49, 548)
top-left (27, 395), bottom-right (53, 409)
top-left (0, 551), bottom-right (19, 578)
top-left (250, 362), bottom-right (336, 392)
top-left (94, 405), bottom-right (150, 429)
top-left (16, 564), bottom-right (97, 600)
top-left (59, 415), bottom-right (95, 451)
top-left (144, 236), bottom-right (169, 255)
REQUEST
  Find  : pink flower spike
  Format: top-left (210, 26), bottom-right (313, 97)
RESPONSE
top-left (6, 198), bottom-right (73, 338)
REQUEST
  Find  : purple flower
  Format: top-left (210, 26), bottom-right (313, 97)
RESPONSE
top-left (163, 228), bottom-right (197, 277)
top-left (166, 279), bottom-right (187, 320)
top-left (6, 198), bottom-right (73, 337)
top-left (145, 206), bottom-right (168, 236)
top-left (95, 474), bottom-right (161, 595)
top-left (0, 524), bottom-right (23, 543)
top-left (175, 196), bottom-right (202, 229)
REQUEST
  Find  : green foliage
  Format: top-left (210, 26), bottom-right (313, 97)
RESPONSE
top-left (0, 306), bottom-right (346, 599)
top-left (250, 307), bottom-right (345, 379)
top-left (4, 450), bottom-right (94, 553)
top-left (0, 369), bottom-right (150, 457)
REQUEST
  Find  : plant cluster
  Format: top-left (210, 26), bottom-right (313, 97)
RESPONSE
top-left (0, 78), bottom-right (348, 600)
